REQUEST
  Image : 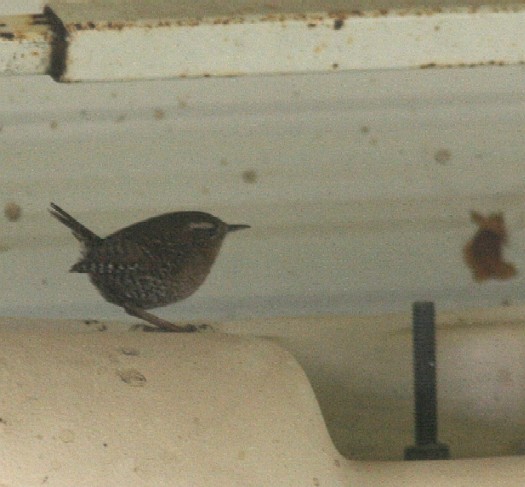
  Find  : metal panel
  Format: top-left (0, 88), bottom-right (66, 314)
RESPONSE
top-left (1, 0), bottom-right (525, 81)
top-left (1, 66), bottom-right (524, 322)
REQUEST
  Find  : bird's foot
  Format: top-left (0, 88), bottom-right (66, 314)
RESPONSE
top-left (124, 305), bottom-right (214, 333)
top-left (129, 323), bottom-right (213, 333)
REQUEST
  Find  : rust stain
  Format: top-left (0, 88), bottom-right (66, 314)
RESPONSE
top-left (328, 11), bottom-right (350, 22)
top-left (174, 19), bottom-right (200, 27)
top-left (463, 211), bottom-right (517, 282)
top-left (421, 60), bottom-right (512, 69)
top-left (0, 13), bottom-right (50, 42)
top-left (69, 19), bottom-right (198, 31)
top-left (212, 17), bottom-right (246, 25)
top-left (35, 3), bottom-right (525, 41)
top-left (314, 42), bottom-right (327, 54)
top-left (72, 22), bottom-right (96, 30)
top-left (107, 21), bottom-right (126, 31)
top-left (260, 13), bottom-right (285, 22)
top-left (73, 4), bottom-right (525, 30)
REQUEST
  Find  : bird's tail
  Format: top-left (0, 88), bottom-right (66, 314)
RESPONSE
top-left (49, 203), bottom-right (100, 244)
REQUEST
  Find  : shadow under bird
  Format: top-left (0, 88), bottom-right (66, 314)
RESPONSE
top-left (49, 203), bottom-right (250, 332)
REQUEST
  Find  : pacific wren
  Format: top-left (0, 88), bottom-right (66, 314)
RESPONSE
top-left (49, 203), bottom-right (250, 332)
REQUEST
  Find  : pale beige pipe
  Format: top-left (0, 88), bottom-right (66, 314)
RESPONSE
top-left (351, 456), bottom-right (525, 486)
top-left (1, 317), bottom-right (524, 486)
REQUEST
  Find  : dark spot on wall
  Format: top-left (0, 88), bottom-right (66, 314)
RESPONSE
top-left (334, 19), bottom-right (344, 30)
top-left (153, 108), bottom-right (165, 120)
top-left (434, 148), bottom-right (451, 164)
top-left (4, 202), bottom-right (22, 222)
top-left (177, 97), bottom-right (188, 109)
top-left (463, 211), bottom-right (517, 282)
top-left (242, 169), bottom-right (258, 184)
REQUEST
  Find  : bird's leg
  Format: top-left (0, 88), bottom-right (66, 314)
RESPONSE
top-left (124, 305), bottom-right (198, 333)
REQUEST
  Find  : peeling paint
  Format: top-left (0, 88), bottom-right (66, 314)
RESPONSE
top-left (0, 13), bottom-right (52, 42)
top-left (0, 12), bottom-right (52, 75)
top-left (51, 4), bottom-right (525, 35)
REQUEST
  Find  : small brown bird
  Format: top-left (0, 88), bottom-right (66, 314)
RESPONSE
top-left (49, 203), bottom-right (250, 332)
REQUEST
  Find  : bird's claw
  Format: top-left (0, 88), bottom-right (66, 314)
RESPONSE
top-left (129, 323), bottom-right (214, 333)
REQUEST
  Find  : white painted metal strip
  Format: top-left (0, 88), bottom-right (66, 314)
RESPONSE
top-left (56, 7), bottom-right (525, 81)
top-left (1, 3), bottom-right (525, 81)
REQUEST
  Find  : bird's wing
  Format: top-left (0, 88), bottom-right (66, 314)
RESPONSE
top-left (70, 236), bottom-right (191, 274)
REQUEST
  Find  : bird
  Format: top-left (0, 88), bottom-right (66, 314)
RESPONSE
top-left (49, 203), bottom-right (250, 332)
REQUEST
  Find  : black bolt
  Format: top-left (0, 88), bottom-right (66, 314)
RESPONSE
top-left (404, 301), bottom-right (450, 460)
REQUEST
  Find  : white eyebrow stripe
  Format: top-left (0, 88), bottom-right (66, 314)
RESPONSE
top-left (189, 222), bottom-right (216, 229)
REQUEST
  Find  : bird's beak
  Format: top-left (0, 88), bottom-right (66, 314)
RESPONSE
top-left (227, 224), bottom-right (251, 232)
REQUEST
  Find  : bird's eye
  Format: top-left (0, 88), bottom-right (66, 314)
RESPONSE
top-left (189, 221), bottom-right (218, 238)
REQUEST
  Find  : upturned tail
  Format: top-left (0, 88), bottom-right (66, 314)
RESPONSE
top-left (49, 203), bottom-right (100, 244)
